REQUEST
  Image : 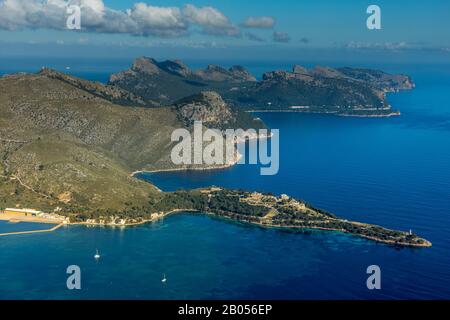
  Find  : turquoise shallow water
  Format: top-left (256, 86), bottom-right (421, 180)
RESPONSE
top-left (0, 62), bottom-right (449, 299)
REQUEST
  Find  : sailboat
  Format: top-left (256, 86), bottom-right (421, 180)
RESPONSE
top-left (94, 249), bottom-right (101, 260)
top-left (161, 273), bottom-right (167, 283)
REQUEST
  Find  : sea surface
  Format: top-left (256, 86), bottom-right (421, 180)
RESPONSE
top-left (0, 221), bottom-right (54, 233)
top-left (0, 60), bottom-right (449, 299)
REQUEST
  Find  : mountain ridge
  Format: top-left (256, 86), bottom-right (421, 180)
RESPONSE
top-left (109, 57), bottom-right (414, 116)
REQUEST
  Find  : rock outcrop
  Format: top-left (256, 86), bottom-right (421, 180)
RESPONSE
top-left (174, 91), bottom-right (234, 127)
top-left (174, 91), bottom-right (265, 130)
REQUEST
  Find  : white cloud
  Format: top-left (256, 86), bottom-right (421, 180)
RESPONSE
top-left (127, 3), bottom-right (188, 37)
top-left (183, 4), bottom-right (240, 36)
top-left (299, 37), bottom-right (310, 44)
top-left (245, 32), bottom-right (265, 42)
top-left (0, 0), bottom-right (241, 38)
top-left (242, 16), bottom-right (275, 29)
top-left (79, 0), bottom-right (104, 13)
top-left (343, 41), bottom-right (450, 53)
top-left (344, 41), bottom-right (410, 50)
top-left (273, 31), bottom-right (290, 43)
top-left (0, 0), bottom-right (66, 30)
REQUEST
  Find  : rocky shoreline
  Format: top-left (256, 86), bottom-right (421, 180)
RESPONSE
top-left (67, 208), bottom-right (432, 248)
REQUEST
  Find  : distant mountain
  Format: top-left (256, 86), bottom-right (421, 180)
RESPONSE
top-left (194, 64), bottom-right (256, 82)
top-left (109, 57), bottom-right (256, 105)
top-left (229, 65), bottom-right (413, 116)
top-left (109, 57), bottom-right (414, 116)
top-left (336, 67), bottom-right (415, 92)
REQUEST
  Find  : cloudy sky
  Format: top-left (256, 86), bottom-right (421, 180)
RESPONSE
top-left (0, 0), bottom-right (449, 61)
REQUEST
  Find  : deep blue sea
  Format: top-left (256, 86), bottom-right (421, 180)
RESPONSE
top-left (0, 59), bottom-right (449, 299)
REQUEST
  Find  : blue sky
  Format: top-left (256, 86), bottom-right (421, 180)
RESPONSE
top-left (105, 0), bottom-right (449, 46)
top-left (0, 0), bottom-right (449, 61)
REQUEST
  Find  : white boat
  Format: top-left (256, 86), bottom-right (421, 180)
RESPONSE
top-left (161, 274), bottom-right (167, 283)
top-left (94, 249), bottom-right (100, 260)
